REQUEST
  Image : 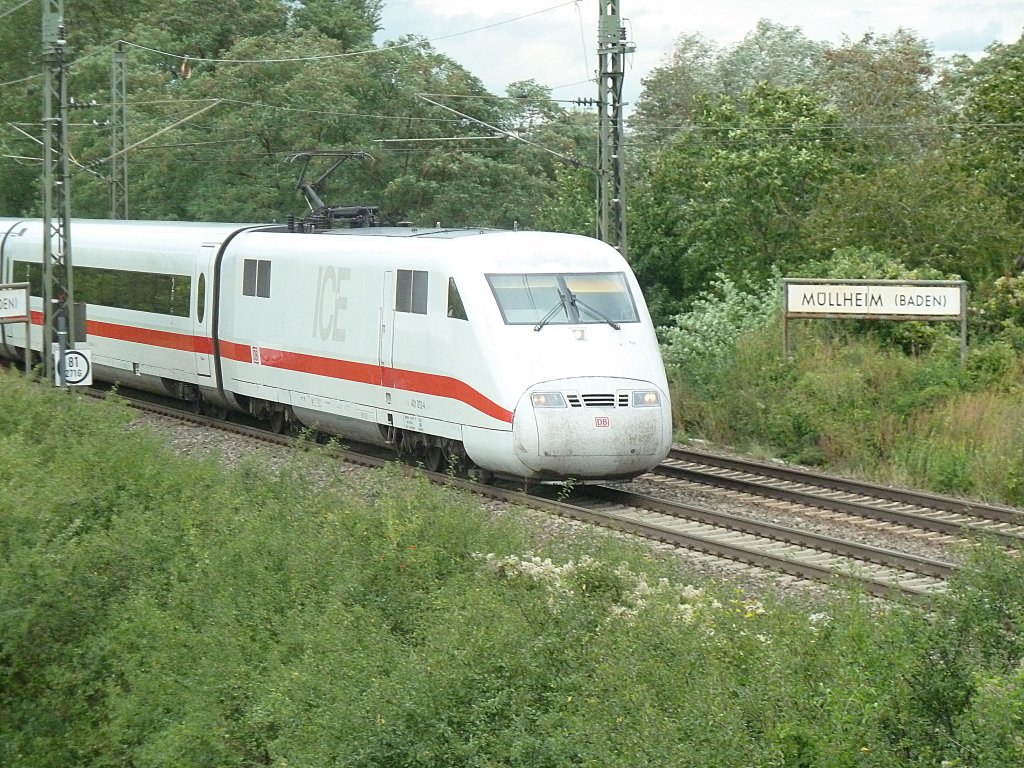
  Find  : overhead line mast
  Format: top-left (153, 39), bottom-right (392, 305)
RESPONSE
top-left (40, 0), bottom-right (76, 385)
top-left (596, 0), bottom-right (633, 259)
top-left (110, 41), bottom-right (128, 219)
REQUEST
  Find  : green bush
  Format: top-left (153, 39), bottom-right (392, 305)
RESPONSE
top-left (661, 259), bottom-right (1024, 501)
top-left (2, 370), bottom-right (1024, 766)
top-left (972, 274), bottom-right (1024, 350)
top-left (658, 270), bottom-right (780, 372)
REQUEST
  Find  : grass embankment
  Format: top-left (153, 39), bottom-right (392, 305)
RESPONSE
top-left (669, 326), bottom-right (1024, 506)
top-left (661, 270), bottom-right (1024, 507)
top-left (1, 370), bottom-right (1022, 767)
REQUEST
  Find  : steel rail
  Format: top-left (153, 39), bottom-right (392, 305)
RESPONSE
top-left (523, 487), bottom-right (944, 602)
top-left (670, 447), bottom-right (1024, 524)
top-left (77, 383), bottom-right (951, 601)
top-left (660, 453), bottom-right (1024, 548)
top-left (584, 484), bottom-right (954, 578)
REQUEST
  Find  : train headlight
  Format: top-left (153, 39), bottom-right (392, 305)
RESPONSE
top-left (531, 392), bottom-right (567, 408)
top-left (632, 390), bottom-right (661, 407)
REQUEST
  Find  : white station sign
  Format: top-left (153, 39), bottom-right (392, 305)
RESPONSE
top-left (0, 284), bottom-right (28, 321)
top-left (785, 282), bottom-right (963, 318)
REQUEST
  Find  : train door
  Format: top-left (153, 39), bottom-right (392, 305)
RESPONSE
top-left (379, 270), bottom-right (395, 388)
top-left (193, 244), bottom-right (216, 382)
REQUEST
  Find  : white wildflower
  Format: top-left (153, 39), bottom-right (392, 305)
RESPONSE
top-left (808, 612), bottom-right (832, 632)
top-left (680, 584), bottom-right (703, 600)
top-left (675, 603), bottom-right (696, 624)
top-left (744, 601), bottom-right (766, 617)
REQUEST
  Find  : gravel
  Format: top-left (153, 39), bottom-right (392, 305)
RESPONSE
top-left (128, 409), bottom-right (959, 603)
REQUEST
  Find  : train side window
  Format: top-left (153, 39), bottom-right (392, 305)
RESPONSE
top-left (12, 260), bottom-right (42, 296)
top-left (243, 259), bottom-right (271, 298)
top-left (396, 269), bottom-right (427, 314)
top-left (196, 273), bottom-right (206, 323)
top-left (243, 259), bottom-right (257, 295)
top-left (257, 260), bottom-right (271, 298)
top-left (447, 277), bottom-right (467, 320)
top-left (15, 260), bottom-right (191, 316)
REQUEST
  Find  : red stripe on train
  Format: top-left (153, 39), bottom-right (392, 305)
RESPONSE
top-left (258, 346), bottom-right (513, 424)
top-left (56, 317), bottom-right (513, 424)
top-left (88, 320), bottom-right (212, 353)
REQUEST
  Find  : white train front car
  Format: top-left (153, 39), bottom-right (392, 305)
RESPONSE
top-left (228, 227), bottom-right (672, 482)
top-left (444, 230), bottom-right (672, 480)
top-left (0, 219), bottom-right (672, 482)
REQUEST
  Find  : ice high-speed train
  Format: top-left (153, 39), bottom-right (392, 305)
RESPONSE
top-left (0, 218), bottom-right (672, 481)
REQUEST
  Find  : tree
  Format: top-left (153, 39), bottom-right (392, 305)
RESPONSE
top-left (629, 20), bottom-right (826, 145)
top-left (802, 31), bottom-right (1023, 288)
top-left (0, 0), bottom-right (54, 216)
top-left (131, 0), bottom-right (289, 63)
top-left (629, 32), bottom-right (720, 144)
top-left (0, 2), bottom-right (579, 228)
top-left (958, 33), bottom-right (1024, 224)
top-left (715, 19), bottom-right (827, 95)
top-left (365, 44), bottom-right (556, 227)
top-left (629, 84), bottom-right (849, 324)
top-left (289, 0), bottom-right (383, 50)
top-left (821, 30), bottom-right (947, 164)
top-left (804, 152), bottom-right (1022, 286)
top-left (494, 81), bottom-right (597, 232)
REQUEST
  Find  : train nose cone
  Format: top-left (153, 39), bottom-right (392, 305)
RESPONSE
top-left (512, 378), bottom-right (671, 480)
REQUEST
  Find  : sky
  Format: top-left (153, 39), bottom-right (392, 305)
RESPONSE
top-left (375, 1), bottom-right (1024, 106)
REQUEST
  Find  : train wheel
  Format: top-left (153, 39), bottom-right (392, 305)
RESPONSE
top-left (424, 445), bottom-right (444, 472)
top-left (268, 407), bottom-right (286, 434)
top-left (469, 467), bottom-right (495, 484)
top-left (203, 404), bottom-right (229, 420)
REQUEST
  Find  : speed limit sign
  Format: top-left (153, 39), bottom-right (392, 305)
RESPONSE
top-left (53, 348), bottom-right (92, 386)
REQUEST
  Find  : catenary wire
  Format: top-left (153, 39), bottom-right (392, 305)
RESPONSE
top-left (118, 1), bottom-right (582, 65)
top-left (0, 0), bottom-right (33, 22)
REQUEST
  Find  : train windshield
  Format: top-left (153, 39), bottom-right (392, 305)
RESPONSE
top-left (487, 272), bottom-right (640, 326)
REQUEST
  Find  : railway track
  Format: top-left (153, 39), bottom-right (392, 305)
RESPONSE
top-left (528, 483), bottom-right (953, 603)
top-left (61, 383), bottom-right (1020, 602)
top-left (519, 448), bottom-right (1023, 602)
top-left (660, 447), bottom-right (1024, 548)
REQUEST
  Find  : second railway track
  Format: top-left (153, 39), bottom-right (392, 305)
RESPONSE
top-left (658, 447), bottom-right (1024, 548)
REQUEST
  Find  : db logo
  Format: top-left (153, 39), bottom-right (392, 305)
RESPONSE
top-left (594, 416), bottom-right (610, 428)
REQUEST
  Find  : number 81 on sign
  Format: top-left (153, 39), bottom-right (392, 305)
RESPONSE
top-left (53, 348), bottom-right (93, 386)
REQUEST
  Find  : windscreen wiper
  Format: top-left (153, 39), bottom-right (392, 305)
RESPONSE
top-left (570, 296), bottom-right (621, 330)
top-left (534, 292), bottom-right (569, 331)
